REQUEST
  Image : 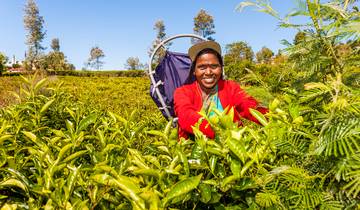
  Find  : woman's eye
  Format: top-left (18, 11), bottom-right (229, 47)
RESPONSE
top-left (197, 65), bottom-right (207, 70)
top-left (197, 64), bottom-right (220, 70)
top-left (210, 64), bottom-right (220, 69)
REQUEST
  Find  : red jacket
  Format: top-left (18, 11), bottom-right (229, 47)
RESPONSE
top-left (174, 79), bottom-right (268, 139)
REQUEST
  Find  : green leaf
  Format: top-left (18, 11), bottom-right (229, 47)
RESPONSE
top-left (220, 175), bottom-right (238, 192)
top-left (34, 78), bottom-right (48, 93)
top-left (77, 113), bottom-right (97, 132)
top-left (101, 144), bottom-right (123, 154)
top-left (230, 158), bottom-right (241, 177)
top-left (55, 143), bottom-right (74, 164)
top-left (199, 183), bottom-right (212, 203)
top-left (131, 169), bottom-right (161, 178)
top-left (146, 130), bottom-right (168, 140)
top-left (65, 107), bottom-right (76, 121)
top-left (0, 135), bottom-right (12, 144)
top-left (0, 178), bottom-right (28, 194)
top-left (226, 137), bottom-right (247, 164)
top-left (163, 174), bottom-right (202, 206)
top-left (1, 203), bottom-right (18, 210)
top-left (20, 75), bottom-right (30, 85)
top-left (235, 1), bottom-right (257, 12)
top-left (62, 150), bottom-right (87, 163)
top-left (209, 155), bottom-right (218, 175)
top-left (65, 165), bottom-right (81, 201)
top-left (250, 108), bottom-right (268, 126)
top-left (343, 169), bottom-right (360, 198)
top-left (91, 174), bottom-right (145, 209)
top-left (176, 149), bottom-right (189, 176)
top-left (255, 191), bottom-right (281, 208)
top-left (40, 99), bottom-right (55, 113)
top-left (22, 131), bottom-right (37, 143)
top-left (108, 111), bottom-right (127, 124)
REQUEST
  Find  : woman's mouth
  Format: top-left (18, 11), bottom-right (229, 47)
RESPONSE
top-left (203, 77), bottom-right (215, 83)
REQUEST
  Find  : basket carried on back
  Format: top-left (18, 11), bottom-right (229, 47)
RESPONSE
top-left (148, 34), bottom-right (206, 120)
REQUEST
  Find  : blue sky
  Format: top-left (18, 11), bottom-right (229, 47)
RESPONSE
top-left (1, 0), bottom-right (300, 70)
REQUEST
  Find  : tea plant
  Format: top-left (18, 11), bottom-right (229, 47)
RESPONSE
top-left (1, 72), bottom-right (359, 209)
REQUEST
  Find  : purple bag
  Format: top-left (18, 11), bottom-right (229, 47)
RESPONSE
top-left (150, 51), bottom-right (195, 120)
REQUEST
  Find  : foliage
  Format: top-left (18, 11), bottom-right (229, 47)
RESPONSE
top-left (238, 0), bottom-right (360, 83)
top-left (192, 9), bottom-right (216, 43)
top-left (224, 60), bottom-right (254, 81)
top-left (224, 41), bottom-right (254, 65)
top-left (39, 51), bottom-right (74, 71)
top-left (51, 38), bottom-right (60, 52)
top-left (23, 0), bottom-right (46, 71)
top-left (125, 57), bottom-right (145, 70)
top-left (47, 70), bottom-right (146, 77)
top-left (0, 76), bottom-right (157, 116)
top-left (148, 19), bottom-right (171, 65)
top-left (86, 46), bottom-right (105, 70)
top-left (0, 72), bottom-right (359, 209)
top-left (271, 50), bottom-right (288, 66)
top-left (293, 31), bottom-right (306, 45)
top-left (1, 70), bottom-right (147, 78)
top-left (224, 60), bottom-right (295, 94)
top-left (255, 46), bottom-right (274, 64)
top-left (29, 38), bottom-right (75, 71)
top-left (0, 52), bottom-right (8, 76)
top-left (0, 75), bottom-right (162, 209)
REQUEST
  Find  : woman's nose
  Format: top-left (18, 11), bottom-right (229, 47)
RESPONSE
top-left (205, 67), bottom-right (212, 74)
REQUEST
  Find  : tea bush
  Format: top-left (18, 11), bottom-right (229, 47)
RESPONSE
top-left (0, 70), bottom-right (359, 209)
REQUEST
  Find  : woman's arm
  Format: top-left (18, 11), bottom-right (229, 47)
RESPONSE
top-left (174, 87), bottom-right (215, 139)
top-left (229, 81), bottom-right (268, 123)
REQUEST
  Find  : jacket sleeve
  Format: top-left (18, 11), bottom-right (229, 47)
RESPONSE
top-left (229, 81), bottom-right (268, 124)
top-left (174, 87), bottom-right (215, 139)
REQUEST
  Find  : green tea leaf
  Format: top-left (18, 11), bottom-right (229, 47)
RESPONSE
top-left (91, 174), bottom-right (145, 209)
top-left (199, 183), bottom-right (212, 203)
top-left (226, 137), bottom-right (247, 164)
top-left (0, 135), bottom-right (12, 144)
top-left (40, 99), bottom-right (55, 113)
top-left (77, 113), bottom-right (97, 132)
top-left (62, 150), bottom-right (87, 163)
top-left (163, 174), bottom-right (202, 206)
top-left (0, 178), bottom-right (28, 194)
top-left (34, 78), bottom-right (48, 93)
top-left (249, 108), bottom-right (268, 126)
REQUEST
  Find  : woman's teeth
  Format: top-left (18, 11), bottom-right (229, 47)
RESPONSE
top-left (203, 77), bottom-right (215, 83)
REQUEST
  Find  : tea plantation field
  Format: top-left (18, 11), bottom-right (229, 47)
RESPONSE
top-left (0, 74), bottom-right (359, 209)
top-left (1, 76), bottom-right (159, 115)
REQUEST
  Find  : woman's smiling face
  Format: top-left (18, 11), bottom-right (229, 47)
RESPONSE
top-left (194, 52), bottom-right (222, 94)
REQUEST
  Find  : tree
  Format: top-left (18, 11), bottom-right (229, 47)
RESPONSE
top-left (0, 52), bottom-right (9, 76)
top-left (23, 0), bottom-right (46, 70)
top-left (125, 57), bottom-right (144, 70)
top-left (42, 52), bottom-right (69, 71)
top-left (51, 38), bottom-right (60, 52)
top-left (192, 9), bottom-right (215, 43)
top-left (272, 50), bottom-right (288, 65)
top-left (86, 46), bottom-right (105, 70)
top-left (293, 31), bottom-right (306, 45)
top-left (35, 38), bottom-right (74, 71)
top-left (148, 20), bottom-right (171, 64)
top-left (224, 41), bottom-right (254, 64)
top-left (256, 46), bottom-right (274, 64)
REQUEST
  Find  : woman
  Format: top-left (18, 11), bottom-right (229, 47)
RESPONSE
top-left (174, 40), bottom-right (268, 139)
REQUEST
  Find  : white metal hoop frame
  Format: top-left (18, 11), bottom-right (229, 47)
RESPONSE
top-left (147, 34), bottom-right (207, 120)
